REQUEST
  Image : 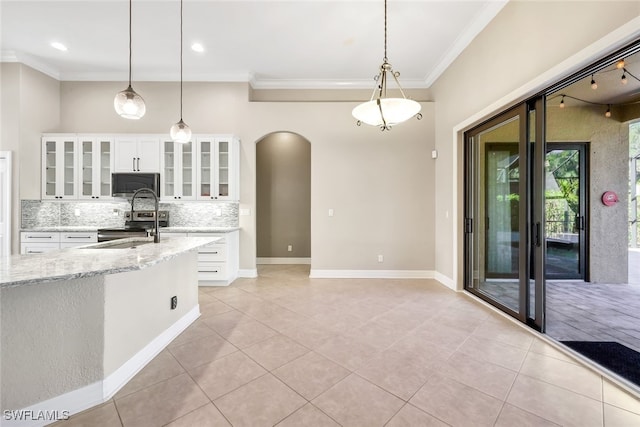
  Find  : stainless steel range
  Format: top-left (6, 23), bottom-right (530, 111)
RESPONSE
top-left (97, 210), bottom-right (169, 242)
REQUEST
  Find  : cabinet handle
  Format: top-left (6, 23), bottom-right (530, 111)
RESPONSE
top-left (137, 157), bottom-right (141, 171)
top-left (132, 157), bottom-right (136, 171)
top-left (27, 236), bottom-right (52, 239)
top-left (66, 236), bottom-right (92, 239)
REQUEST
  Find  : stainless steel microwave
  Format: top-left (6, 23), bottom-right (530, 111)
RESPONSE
top-left (112, 173), bottom-right (160, 198)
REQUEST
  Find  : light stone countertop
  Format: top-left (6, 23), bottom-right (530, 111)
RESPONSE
top-left (1, 236), bottom-right (220, 289)
top-left (162, 227), bottom-right (240, 233)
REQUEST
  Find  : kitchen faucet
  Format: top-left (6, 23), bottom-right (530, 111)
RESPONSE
top-left (130, 188), bottom-right (160, 243)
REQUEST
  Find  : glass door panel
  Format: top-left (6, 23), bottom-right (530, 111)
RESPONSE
top-left (100, 141), bottom-right (111, 197)
top-left (45, 141), bottom-right (56, 197)
top-left (63, 140), bottom-right (75, 197)
top-left (200, 140), bottom-right (211, 198)
top-left (217, 140), bottom-right (229, 197)
top-left (81, 140), bottom-right (93, 197)
top-left (182, 141), bottom-right (193, 197)
top-left (545, 145), bottom-right (586, 279)
top-left (164, 141), bottom-right (175, 197)
top-left (465, 106), bottom-right (528, 320)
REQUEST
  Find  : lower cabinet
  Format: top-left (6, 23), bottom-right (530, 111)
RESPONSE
top-left (190, 231), bottom-right (239, 286)
top-left (21, 231), bottom-right (98, 254)
top-left (166, 231), bottom-right (239, 286)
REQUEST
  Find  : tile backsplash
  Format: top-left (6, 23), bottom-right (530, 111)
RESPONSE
top-left (21, 200), bottom-right (239, 229)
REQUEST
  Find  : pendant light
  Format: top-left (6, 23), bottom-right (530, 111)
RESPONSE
top-left (114, 0), bottom-right (146, 120)
top-left (169, 0), bottom-right (192, 143)
top-left (352, 0), bottom-right (421, 131)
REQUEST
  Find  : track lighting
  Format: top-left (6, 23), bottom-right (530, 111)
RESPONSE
top-left (590, 74), bottom-right (598, 90)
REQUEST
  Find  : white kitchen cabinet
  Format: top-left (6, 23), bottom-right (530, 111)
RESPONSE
top-left (42, 136), bottom-right (78, 200)
top-left (161, 140), bottom-right (197, 201)
top-left (78, 137), bottom-right (114, 200)
top-left (114, 137), bottom-right (160, 172)
top-left (187, 231), bottom-right (239, 285)
top-left (196, 137), bottom-right (239, 201)
top-left (21, 231), bottom-right (97, 254)
top-left (59, 231), bottom-right (98, 247)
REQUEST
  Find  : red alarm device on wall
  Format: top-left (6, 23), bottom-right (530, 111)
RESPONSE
top-left (601, 191), bottom-right (618, 206)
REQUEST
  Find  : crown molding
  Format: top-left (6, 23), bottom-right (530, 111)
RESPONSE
top-left (0, 50), bottom-right (61, 80)
top-left (2, 50), bottom-right (429, 89)
top-left (423, 0), bottom-right (508, 87)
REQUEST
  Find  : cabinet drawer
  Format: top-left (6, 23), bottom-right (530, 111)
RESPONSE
top-left (198, 263), bottom-right (226, 279)
top-left (60, 232), bottom-right (97, 243)
top-left (21, 243), bottom-right (60, 254)
top-left (21, 232), bottom-right (60, 243)
top-left (198, 244), bottom-right (226, 261)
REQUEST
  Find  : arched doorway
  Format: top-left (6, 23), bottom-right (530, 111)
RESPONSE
top-left (256, 132), bottom-right (311, 267)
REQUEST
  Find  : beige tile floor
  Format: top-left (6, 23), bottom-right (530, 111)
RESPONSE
top-left (56, 265), bottom-right (640, 427)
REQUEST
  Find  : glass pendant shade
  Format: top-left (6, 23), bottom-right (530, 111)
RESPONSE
top-left (352, 97), bottom-right (421, 128)
top-left (114, 85), bottom-right (146, 119)
top-left (353, 0), bottom-right (421, 130)
top-left (170, 119), bottom-right (192, 143)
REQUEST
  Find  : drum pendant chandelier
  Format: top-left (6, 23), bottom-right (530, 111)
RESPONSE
top-left (114, 0), bottom-right (146, 119)
top-left (352, 0), bottom-right (421, 131)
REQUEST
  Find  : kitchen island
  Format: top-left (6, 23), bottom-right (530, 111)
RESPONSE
top-left (0, 235), bottom-right (219, 424)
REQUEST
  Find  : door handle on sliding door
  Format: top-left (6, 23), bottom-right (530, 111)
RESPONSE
top-left (534, 222), bottom-right (541, 247)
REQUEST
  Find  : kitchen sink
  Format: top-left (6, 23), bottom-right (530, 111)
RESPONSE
top-left (87, 239), bottom-right (155, 249)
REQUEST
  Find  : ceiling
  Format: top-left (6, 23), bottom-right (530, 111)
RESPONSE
top-left (549, 49), bottom-right (640, 109)
top-left (0, 0), bottom-right (507, 89)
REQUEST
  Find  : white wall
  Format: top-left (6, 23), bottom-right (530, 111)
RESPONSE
top-left (104, 252), bottom-right (198, 376)
top-left (0, 63), bottom-right (60, 254)
top-left (56, 81), bottom-right (436, 274)
top-left (430, 0), bottom-right (640, 288)
top-left (1, 276), bottom-right (105, 410)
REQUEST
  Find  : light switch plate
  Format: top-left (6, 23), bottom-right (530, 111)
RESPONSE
top-left (240, 208), bottom-right (251, 216)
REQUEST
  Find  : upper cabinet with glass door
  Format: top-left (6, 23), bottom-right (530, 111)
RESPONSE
top-left (78, 137), bottom-right (114, 200)
top-left (196, 136), bottom-right (239, 201)
top-left (161, 139), bottom-right (197, 201)
top-left (42, 136), bottom-right (78, 200)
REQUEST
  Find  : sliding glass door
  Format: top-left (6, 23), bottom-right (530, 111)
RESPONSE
top-left (465, 100), bottom-right (545, 330)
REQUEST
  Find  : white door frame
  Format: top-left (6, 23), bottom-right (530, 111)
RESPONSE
top-left (0, 151), bottom-right (12, 257)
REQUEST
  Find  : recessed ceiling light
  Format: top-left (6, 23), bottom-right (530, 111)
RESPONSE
top-left (191, 43), bottom-right (204, 53)
top-left (50, 41), bottom-right (67, 52)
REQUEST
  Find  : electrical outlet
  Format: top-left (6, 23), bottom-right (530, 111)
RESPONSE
top-left (378, 255), bottom-right (384, 263)
top-left (170, 296), bottom-right (177, 310)
top-left (328, 209), bottom-right (334, 217)
top-left (74, 209), bottom-right (80, 217)
top-left (287, 245), bottom-right (292, 252)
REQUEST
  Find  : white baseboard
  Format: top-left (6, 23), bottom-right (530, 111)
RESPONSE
top-left (432, 271), bottom-right (456, 290)
top-left (308, 269), bottom-right (435, 279)
top-left (257, 257), bottom-right (311, 265)
top-left (103, 305), bottom-right (200, 399)
top-left (1, 306), bottom-right (201, 427)
top-left (238, 268), bottom-right (258, 278)
top-left (1, 382), bottom-right (104, 427)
